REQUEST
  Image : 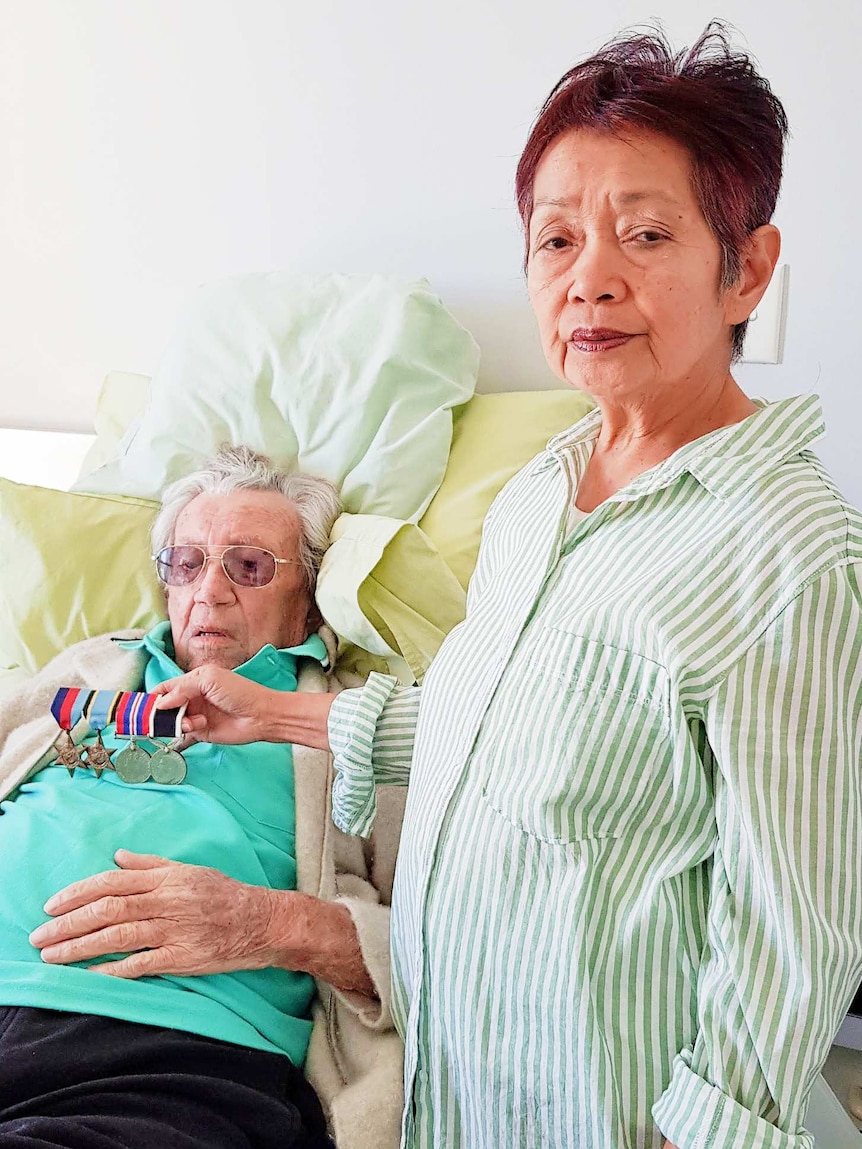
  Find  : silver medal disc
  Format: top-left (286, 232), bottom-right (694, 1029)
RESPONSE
top-left (114, 745), bottom-right (152, 784)
top-left (149, 747), bottom-right (187, 785)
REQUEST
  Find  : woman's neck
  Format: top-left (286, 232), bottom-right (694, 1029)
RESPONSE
top-left (575, 373), bottom-right (758, 512)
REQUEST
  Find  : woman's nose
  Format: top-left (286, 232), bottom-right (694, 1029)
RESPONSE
top-left (565, 237), bottom-right (625, 305)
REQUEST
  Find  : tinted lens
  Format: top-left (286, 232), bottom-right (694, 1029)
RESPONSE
top-left (156, 546), bottom-right (206, 586)
top-left (222, 546), bottom-right (277, 587)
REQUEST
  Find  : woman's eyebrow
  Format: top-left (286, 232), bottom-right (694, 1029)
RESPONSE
top-left (533, 196), bottom-right (575, 211)
top-left (615, 189), bottom-right (684, 209)
top-left (532, 190), bottom-right (684, 215)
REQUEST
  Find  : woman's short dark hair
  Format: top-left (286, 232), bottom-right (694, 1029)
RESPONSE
top-left (515, 22), bottom-right (789, 359)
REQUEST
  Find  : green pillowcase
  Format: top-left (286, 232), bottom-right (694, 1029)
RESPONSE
top-left (76, 371), bottom-right (151, 481)
top-left (419, 389), bottom-right (596, 589)
top-left (75, 273), bottom-right (479, 524)
top-left (0, 478), bottom-right (164, 689)
top-left (319, 389), bottom-right (595, 680)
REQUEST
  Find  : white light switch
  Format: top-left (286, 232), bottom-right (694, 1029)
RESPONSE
top-left (741, 264), bottom-right (788, 364)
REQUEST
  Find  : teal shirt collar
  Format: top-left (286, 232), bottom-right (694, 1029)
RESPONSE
top-left (118, 622), bottom-right (328, 688)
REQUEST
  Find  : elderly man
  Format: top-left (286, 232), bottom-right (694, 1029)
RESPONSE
top-left (0, 446), bottom-right (403, 1149)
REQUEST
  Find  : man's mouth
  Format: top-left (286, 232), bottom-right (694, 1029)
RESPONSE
top-left (568, 327), bottom-right (636, 352)
top-left (192, 628), bottom-right (231, 640)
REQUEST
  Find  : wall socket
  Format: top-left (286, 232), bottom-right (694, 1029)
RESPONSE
top-left (741, 264), bottom-right (788, 364)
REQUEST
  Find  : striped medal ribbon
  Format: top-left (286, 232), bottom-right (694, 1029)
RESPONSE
top-left (113, 690), bottom-right (155, 783)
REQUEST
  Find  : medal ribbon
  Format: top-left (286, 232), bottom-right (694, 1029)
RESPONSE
top-left (114, 691), bottom-right (159, 738)
top-left (84, 690), bottom-right (122, 734)
top-left (51, 687), bottom-right (184, 740)
top-left (50, 688), bottom-right (95, 733)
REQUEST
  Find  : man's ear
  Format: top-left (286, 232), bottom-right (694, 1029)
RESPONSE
top-left (724, 223), bottom-right (781, 326)
top-left (305, 596), bottom-right (324, 635)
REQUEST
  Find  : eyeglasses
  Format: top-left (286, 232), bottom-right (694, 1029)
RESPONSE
top-left (152, 545), bottom-right (302, 589)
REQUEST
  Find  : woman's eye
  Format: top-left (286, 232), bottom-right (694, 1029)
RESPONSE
top-left (533, 235), bottom-right (569, 255)
top-left (633, 230), bottom-right (666, 244)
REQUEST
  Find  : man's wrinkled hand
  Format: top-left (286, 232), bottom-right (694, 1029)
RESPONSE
top-left (29, 849), bottom-right (292, 979)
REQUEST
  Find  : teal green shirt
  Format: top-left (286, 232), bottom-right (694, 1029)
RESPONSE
top-left (0, 621), bottom-right (328, 1064)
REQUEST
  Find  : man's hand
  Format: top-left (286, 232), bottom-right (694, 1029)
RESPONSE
top-left (29, 850), bottom-right (288, 978)
top-left (29, 850), bottom-right (375, 996)
top-left (154, 669), bottom-right (335, 750)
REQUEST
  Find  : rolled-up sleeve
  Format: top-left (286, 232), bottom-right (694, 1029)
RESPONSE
top-left (329, 672), bottom-right (421, 837)
top-left (654, 564), bottom-right (862, 1149)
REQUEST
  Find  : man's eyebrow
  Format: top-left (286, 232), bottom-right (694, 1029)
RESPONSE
top-left (172, 537), bottom-right (269, 548)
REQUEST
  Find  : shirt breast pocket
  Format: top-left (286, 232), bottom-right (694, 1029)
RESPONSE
top-left (480, 630), bottom-right (674, 844)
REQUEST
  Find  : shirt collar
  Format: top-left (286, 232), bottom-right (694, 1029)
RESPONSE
top-left (540, 394), bottom-right (825, 503)
top-left (117, 622), bottom-right (330, 678)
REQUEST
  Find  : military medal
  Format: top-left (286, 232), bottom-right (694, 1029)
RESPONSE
top-left (113, 739), bottom-right (152, 783)
top-left (82, 691), bottom-right (119, 778)
top-left (83, 731), bottom-right (112, 777)
top-left (114, 689), bottom-right (187, 784)
top-left (149, 741), bottom-right (187, 785)
top-left (50, 687), bottom-right (95, 777)
top-left (50, 686), bottom-right (187, 786)
top-left (113, 691), bottom-right (153, 782)
top-left (53, 730), bottom-right (83, 778)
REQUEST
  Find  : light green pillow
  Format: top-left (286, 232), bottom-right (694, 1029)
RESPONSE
top-left (0, 477), bottom-right (164, 681)
top-left (317, 389), bottom-right (596, 680)
top-left (316, 514), bottom-right (466, 683)
top-left (419, 389), bottom-right (595, 589)
top-left (76, 273), bottom-right (479, 523)
top-left (76, 371), bottom-right (151, 481)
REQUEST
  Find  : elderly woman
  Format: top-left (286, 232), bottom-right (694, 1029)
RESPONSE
top-left (153, 26), bottom-right (861, 1149)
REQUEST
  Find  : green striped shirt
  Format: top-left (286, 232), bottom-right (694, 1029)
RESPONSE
top-left (329, 395), bottom-right (862, 1148)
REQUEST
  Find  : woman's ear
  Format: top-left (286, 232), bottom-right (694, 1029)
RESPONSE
top-left (724, 224), bottom-right (782, 325)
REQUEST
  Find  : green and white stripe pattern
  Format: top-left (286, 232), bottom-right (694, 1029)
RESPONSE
top-left (329, 395), bottom-right (862, 1148)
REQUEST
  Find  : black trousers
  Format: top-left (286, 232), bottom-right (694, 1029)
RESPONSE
top-left (0, 1007), bottom-right (333, 1148)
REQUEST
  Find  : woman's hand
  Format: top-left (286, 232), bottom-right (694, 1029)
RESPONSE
top-left (29, 850), bottom-right (287, 977)
top-left (153, 669), bottom-right (335, 750)
top-left (154, 667), bottom-right (287, 744)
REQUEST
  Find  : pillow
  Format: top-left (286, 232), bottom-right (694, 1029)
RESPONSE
top-left (0, 478), bottom-right (164, 683)
top-left (419, 389), bottom-right (595, 588)
top-left (76, 371), bottom-right (151, 481)
top-left (316, 514), bottom-right (466, 683)
top-left (75, 273), bottom-right (479, 522)
top-left (317, 389), bottom-right (596, 679)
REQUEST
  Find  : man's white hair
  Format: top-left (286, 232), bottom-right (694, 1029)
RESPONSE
top-left (151, 445), bottom-right (341, 592)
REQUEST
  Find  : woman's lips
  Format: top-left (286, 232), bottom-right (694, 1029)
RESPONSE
top-left (568, 328), bottom-right (636, 352)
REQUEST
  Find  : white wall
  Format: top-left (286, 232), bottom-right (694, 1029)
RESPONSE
top-left (1, 0), bottom-right (859, 504)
